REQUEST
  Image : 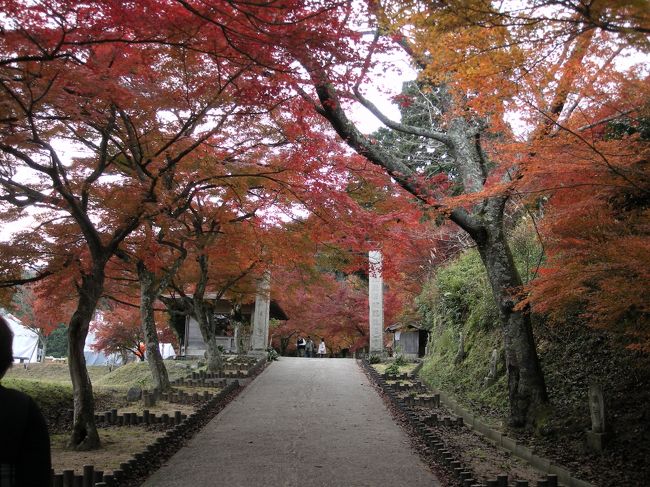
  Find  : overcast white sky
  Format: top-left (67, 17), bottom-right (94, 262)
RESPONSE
top-left (350, 53), bottom-right (416, 133)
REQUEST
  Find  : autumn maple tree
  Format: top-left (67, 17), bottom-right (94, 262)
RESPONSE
top-left (1, 1), bottom-right (645, 447)
top-left (523, 103), bottom-right (649, 348)
top-left (0, 0), bottom-right (296, 449)
top-left (168, 0), bottom-right (648, 426)
top-left (391, 1), bottom-right (649, 341)
top-left (367, 0), bottom-right (648, 421)
top-left (7, 281), bottom-right (76, 361)
top-left (91, 303), bottom-right (175, 364)
top-left (91, 305), bottom-right (145, 363)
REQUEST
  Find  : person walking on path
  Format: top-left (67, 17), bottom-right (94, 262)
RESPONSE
top-left (296, 336), bottom-right (306, 357)
top-left (305, 336), bottom-right (315, 358)
top-left (317, 339), bottom-right (327, 358)
top-left (0, 316), bottom-right (52, 487)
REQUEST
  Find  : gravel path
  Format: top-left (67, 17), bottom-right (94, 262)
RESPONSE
top-left (143, 357), bottom-right (440, 487)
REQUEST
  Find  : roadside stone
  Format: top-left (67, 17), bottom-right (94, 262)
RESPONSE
top-left (126, 386), bottom-right (142, 402)
top-left (585, 384), bottom-right (608, 452)
top-left (484, 348), bottom-right (498, 386)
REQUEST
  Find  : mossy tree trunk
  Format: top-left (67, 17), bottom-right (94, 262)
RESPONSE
top-left (470, 197), bottom-right (548, 426)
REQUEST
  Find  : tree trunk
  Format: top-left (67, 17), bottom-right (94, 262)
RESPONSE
top-left (280, 336), bottom-right (290, 356)
top-left (195, 296), bottom-right (224, 372)
top-left (205, 334), bottom-right (224, 372)
top-left (67, 272), bottom-right (103, 450)
top-left (309, 72), bottom-right (548, 426)
top-left (192, 253), bottom-right (223, 372)
top-left (39, 333), bottom-right (47, 363)
top-left (473, 197), bottom-right (548, 426)
top-left (138, 263), bottom-right (171, 392)
top-left (236, 323), bottom-right (249, 355)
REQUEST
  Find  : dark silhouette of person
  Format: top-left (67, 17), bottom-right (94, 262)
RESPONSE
top-left (305, 336), bottom-right (315, 358)
top-left (0, 316), bottom-right (52, 486)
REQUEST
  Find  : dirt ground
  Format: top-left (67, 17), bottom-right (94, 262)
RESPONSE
top-left (51, 428), bottom-right (164, 474)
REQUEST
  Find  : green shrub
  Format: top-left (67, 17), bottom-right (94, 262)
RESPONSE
top-left (368, 354), bottom-right (382, 364)
top-left (435, 249), bottom-right (498, 332)
top-left (45, 324), bottom-right (68, 358)
top-left (266, 347), bottom-right (279, 361)
top-left (385, 362), bottom-right (400, 375)
top-left (394, 355), bottom-right (407, 366)
top-left (508, 220), bottom-right (544, 284)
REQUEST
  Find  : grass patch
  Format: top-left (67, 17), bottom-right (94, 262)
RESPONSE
top-left (5, 360), bottom-right (196, 391)
top-left (94, 361), bottom-right (196, 390)
top-left (1, 377), bottom-right (127, 433)
top-left (51, 427), bottom-right (163, 474)
top-left (5, 363), bottom-right (111, 385)
top-left (176, 385), bottom-right (222, 395)
top-left (93, 361), bottom-right (160, 390)
top-left (5, 361), bottom-right (216, 477)
top-left (2, 361), bottom-right (201, 431)
top-left (1, 377), bottom-right (73, 411)
top-left (415, 248), bottom-right (518, 426)
top-left (116, 400), bottom-right (195, 417)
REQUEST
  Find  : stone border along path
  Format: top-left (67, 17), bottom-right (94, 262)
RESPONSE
top-left (427, 389), bottom-right (594, 487)
top-left (50, 357), bottom-right (267, 487)
top-left (362, 361), bottom-right (595, 487)
top-left (143, 357), bottom-right (441, 487)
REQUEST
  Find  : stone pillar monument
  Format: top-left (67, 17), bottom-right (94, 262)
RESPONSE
top-left (250, 270), bottom-right (271, 355)
top-left (368, 251), bottom-right (384, 355)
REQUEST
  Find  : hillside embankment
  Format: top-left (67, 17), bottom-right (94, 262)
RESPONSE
top-left (416, 246), bottom-right (650, 487)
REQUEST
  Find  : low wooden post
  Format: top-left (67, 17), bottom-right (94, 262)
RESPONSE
top-left (93, 470), bottom-right (103, 484)
top-left (81, 465), bottom-right (94, 487)
top-left (62, 469), bottom-right (74, 487)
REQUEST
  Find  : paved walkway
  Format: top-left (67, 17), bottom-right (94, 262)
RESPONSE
top-left (143, 357), bottom-right (440, 487)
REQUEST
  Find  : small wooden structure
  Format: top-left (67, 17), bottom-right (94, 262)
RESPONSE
top-left (165, 295), bottom-right (288, 357)
top-left (385, 322), bottom-right (428, 359)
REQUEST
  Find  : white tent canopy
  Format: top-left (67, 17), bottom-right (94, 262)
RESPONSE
top-left (158, 343), bottom-right (175, 359)
top-left (3, 312), bottom-right (41, 363)
top-left (84, 328), bottom-right (122, 366)
top-left (3, 310), bottom-right (176, 365)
